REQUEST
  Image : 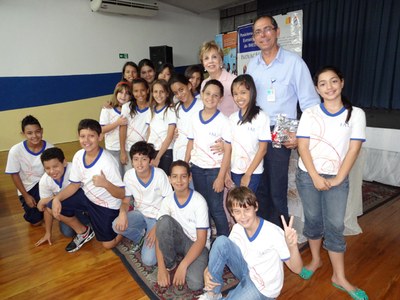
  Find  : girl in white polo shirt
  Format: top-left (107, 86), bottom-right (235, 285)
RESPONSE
top-left (99, 81), bottom-right (131, 177)
top-left (225, 74), bottom-right (271, 193)
top-left (296, 66), bottom-right (368, 300)
top-left (146, 79), bottom-right (176, 175)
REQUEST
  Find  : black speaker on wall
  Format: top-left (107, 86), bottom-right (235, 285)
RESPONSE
top-left (149, 45), bottom-right (173, 69)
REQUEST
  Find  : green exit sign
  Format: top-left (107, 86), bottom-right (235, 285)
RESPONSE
top-left (119, 53), bottom-right (129, 59)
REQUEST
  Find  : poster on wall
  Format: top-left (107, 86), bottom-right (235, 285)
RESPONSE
top-left (215, 31), bottom-right (238, 75)
top-left (237, 10), bottom-right (303, 75)
top-left (223, 31), bottom-right (237, 75)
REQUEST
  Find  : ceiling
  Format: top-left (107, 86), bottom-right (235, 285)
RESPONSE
top-left (158, 0), bottom-right (252, 14)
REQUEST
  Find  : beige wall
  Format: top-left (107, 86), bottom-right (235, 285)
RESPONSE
top-left (0, 95), bottom-right (110, 151)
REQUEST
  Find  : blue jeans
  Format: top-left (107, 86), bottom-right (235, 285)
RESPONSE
top-left (112, 210), bottom-right (157, 266)
top-left (256, 141), bottom-right (291, 228)
top-left (231, 172), bottom-right (262, 193)
top-left (156, 215), bottom-right (208, 291)
top-left (157, 149), bottom-right (173, 176)
top-left (296, 168), bottom-right (348, 253)
top-left (191, 164), bottom-right (229, 236)
top-left (208, 236), bottom-right (271, 299)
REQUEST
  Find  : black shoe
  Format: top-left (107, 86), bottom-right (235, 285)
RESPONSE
top-left (65, 226), bottom-right (95, 253)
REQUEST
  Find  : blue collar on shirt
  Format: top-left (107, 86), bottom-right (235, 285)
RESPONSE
top-left (136, 166), bottom-right (154, 188)
top-left (199, 109), bottom-right (220, 124)
top-left (174, 189), bottom-right (194, 208)
top-left (245, 217), bottom-right (264, 242)
top-left (53, 166), bottom-right (67, 188)
top-left (23, 140), bottom-right (47, 156)
top-left (83, 148), bottom-right (103, 168)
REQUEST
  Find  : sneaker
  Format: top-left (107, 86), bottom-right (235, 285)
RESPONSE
top-left (197, 292), bottom-right (222, 300)
top-left (65, 226), bottom-right (95, 253)
top-left (129, 234), bottom-right (145, 253)
top-left (166, 261), bottom-right (177, 272)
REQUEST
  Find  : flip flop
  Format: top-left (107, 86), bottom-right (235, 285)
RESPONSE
top-left (332, 282), bottom-right (369, 300)
top-left (299, 267), bottom-right (314, 280)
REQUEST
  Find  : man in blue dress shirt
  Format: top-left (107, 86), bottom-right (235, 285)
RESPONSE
top-left (247, 15), bottom-right (320, 227)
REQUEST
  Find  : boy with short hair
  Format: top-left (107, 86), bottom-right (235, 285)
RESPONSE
top-left (199, 186), bottom-right (303, 300)
top-left (35, 147), bottom-right (90, 246)
top-left (113, 141), bottom-right (172, 266)
top-left (155, 160), bottom-right (210, 291)
top-left (51, 119), bottom-right (126, 251)
top-left (5, 115), bottom-right (54, 226)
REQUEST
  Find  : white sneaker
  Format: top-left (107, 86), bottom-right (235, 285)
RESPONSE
top-left (197, 292), bottom-right (222, 300)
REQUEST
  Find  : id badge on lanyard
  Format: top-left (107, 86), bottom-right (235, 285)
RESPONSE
top-left (267, 78), bottom-right (276, 102)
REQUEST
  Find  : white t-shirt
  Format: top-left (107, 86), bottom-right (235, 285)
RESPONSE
top-left (187, 110), bottom-right (231, 169)
top-left (124, 166), bottom-right (172, 219)
top-left (173, 98), bottom-right (203, 161)
top-left (69, 148), bottom-right (124, 210)
top-left (5, 140), bottom-right (54, 195)
top-left (297, 104), bottom-right (366, 175)
top-left (39, 162), bottom-right (72, 198)
top-left (157, 189), bottom-right (211, 249)
top-left (229, 110), bottom-right (271, 174)
top-left (99, 107), bottom-right (123, 151)
top-left (146, 105), bottom-right (176, 151)
top-left (121, 102), bottom-right (149, 151)
top-left (229, 219), bottom-right (290, 298)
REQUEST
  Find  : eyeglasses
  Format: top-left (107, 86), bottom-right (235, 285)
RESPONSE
top-left (253, 26), bottom-right (276, 37)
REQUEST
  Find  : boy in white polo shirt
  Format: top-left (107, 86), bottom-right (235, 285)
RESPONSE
top-left (113, 141), bottom-right (172, 266)
top-left (5, 115), bottom-right (54, 226)
top-left (155, 160), bottom-right (210, 291)
top-left (35, 147), bottom-right (90, 246)
top-left (199, 187), bottom-right (303, 300)
top-left (51, 119), bottom-right (126, 252)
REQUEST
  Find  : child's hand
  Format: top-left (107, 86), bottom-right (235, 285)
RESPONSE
top-left (35, 232), bottom-right (52, 246)
top-left (52, 198), bottom-right (62, 219)
top-left (92, 170), bottom-right (109, 188)
top-left (281, 215), bottom-right (298, 247)
top-left (326, 176), bottom-right (342, 187)
top-left (282, 132), bottom-right (298, 149)
top-left (225, 174), bottom-right (235, 190)
top-left (151, 157), bottom-right (160, 168)
top-left (24, 194), bottom-right (37, 208)
top-left (157, 266), bottom-right (171, 287)
top-left (145, 226), bottom-right (156, 248)
top-left (210, 138), bottom-right (224, 155)
top-left (116, 116), bottom-right (128, 126)
top-left (173, 263), bottom-right (187, 287)
top-left (37, 199), bottom-right (46, 211)
top-left (212, 176), bottom-right (224, 193)
top-left (120, 151), bottom-right (128, 165)
top-left (103, 100), bottom-right (112, 109)
top-left (311, 174), bottom-right (331, 191)
top-left (240, 173), bottom-right (251, 187)
top-left (114, 211), bottom-right (128, 232)
top-left (204, 267), bottom-right (221, 291)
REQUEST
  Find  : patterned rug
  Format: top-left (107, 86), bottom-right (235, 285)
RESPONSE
top-left (113, 181), bottom-right (400, 299)
top-left (113, 238), bottom-right (238, 300)
top-left (362, 181), bottom-right (400, 214)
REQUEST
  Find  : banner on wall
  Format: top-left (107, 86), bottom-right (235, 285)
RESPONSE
top-left (237, 10), bottom-right (303, 75)
top-left (215, 31), bottom-right (238, 75)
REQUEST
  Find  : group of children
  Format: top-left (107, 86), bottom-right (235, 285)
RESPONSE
top-left (5, 57), bottom-right (367, 299)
